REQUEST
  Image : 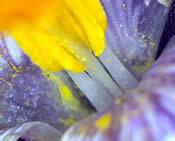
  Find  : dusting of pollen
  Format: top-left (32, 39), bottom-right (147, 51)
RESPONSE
top-left (95, 113), bottom-right (112, 131)
top-left (122, 3), bottom-right (126, 9)
top-left (0, 37), bottom-right (25, 88)
top-left (0, 35), bottom-right (95, 129)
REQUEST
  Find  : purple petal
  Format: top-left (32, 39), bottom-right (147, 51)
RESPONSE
top-left (101, 0), bottom-right (173, 79)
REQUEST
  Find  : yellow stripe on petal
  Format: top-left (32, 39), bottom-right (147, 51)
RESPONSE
top-left (3, 0), bottom-right (106, 72)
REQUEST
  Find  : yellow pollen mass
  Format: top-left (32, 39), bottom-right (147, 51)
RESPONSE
top-left (0, 0), bottom-right (106, 72)
top-left (122, 3), bottom-right (126, 9)
top-left (95, 113), bottom-right (112, 130)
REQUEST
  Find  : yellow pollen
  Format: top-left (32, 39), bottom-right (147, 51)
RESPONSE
top-left (122, 3), bottom-right (126, 9)
top-left (141, 34), bottom-right (146, 39)
top-left (150, 42), bottom-right (156, 47)
top-left (95, 113), bottom-right (112, 130)
top-left (107, 58), bottom-right (111, 62)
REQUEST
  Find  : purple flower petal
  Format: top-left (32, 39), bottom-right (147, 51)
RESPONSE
top-left (101, 0), bottom-right (173, 79)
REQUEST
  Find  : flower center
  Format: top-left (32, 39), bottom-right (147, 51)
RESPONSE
top-left (0, 0), bottom-right (55, 28)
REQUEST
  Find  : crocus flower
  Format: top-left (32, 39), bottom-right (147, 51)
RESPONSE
top-left (0, 0), bottom-right (174, 141)
top-left (0, 0), bottom-right (106, 72)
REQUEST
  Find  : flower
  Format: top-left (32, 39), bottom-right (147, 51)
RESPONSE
top-left (0, 0), bottom-right (106, 72)
top-left (0, 0), bottom-right (175, 141)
